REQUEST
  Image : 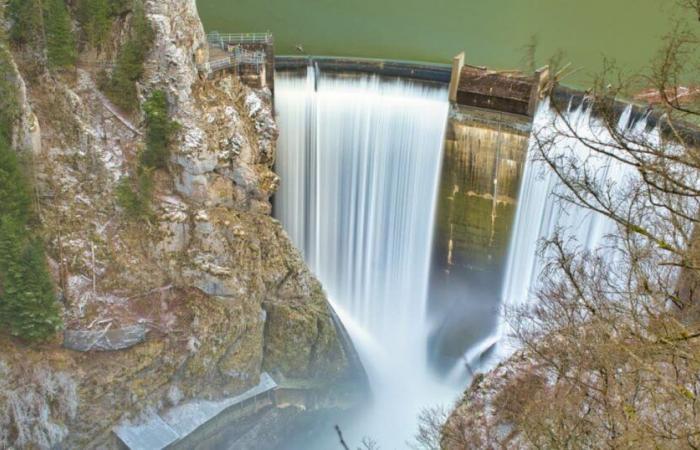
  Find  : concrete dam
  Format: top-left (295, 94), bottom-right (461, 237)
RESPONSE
top-left (201, 31), bottom-right (649, 448)
top-left (272, 54), bottom-right (550, 448)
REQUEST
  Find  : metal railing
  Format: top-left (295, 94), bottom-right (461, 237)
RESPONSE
top-left (206, 57), bottom-right (234, 72)
top-left (199, 52), bottom-right (266, 73)
top-left (207, 31), bottom-right (273, 49)
top-left (233, 47), bottom-right (266, 66)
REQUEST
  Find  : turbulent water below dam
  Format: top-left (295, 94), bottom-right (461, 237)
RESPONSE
top-left (273, 66), bottom-right (649, 447)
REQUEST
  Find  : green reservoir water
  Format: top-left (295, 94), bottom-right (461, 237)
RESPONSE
top-left (197, 0), bottom-right (682, 86)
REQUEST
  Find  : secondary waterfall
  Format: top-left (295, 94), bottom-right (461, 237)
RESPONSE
top-left (475, 99), bottom-right (640, 367)
top-left (274, 66), bottom-right (453, 448)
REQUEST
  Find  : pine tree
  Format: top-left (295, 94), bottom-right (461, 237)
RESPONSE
top-left (77, 0), bottom-right (110, 48)
top-left (0, 47), bottom-right (21, 143)
top-left (116, 91), bottom-right (177, 219)
top-left (7, 0), bottom-right (45, 49)
top-left (0, 139), bottom-right (62, 341)
top-left (0, 138), bottom-right (32, 224)
top-left (0, 233), bottom-right (62, 341)
top-left (141, 90), bottom-right (178, 170)
top-left (104, 0), bottom-right (153, 111)
top-left (44, 0), bottom-right (76, 69)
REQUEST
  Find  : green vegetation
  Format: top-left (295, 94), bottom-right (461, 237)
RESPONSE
top-left (108, 0), bottom-right (132, 16)
top-left (44, 0), bottom-right (77, 69)
top-left (117, 91), bottom-right (177, 219)
top-left (77, 0), bottom-right (110, 48)
top-left (116, 168), bottom-right (154, 219)
top-left (141, 91), bottom-right (178, 170)
top-left (7, 0), bottom-right (45, 50)
top-left (8, 0), bottom-right (77, 70)
top-left (102, 0), bottom-right (153, 112)
top-left (0, 26), bottom-right (62, 340)
top-left (0, 139), bottom-right (62, 341)
top-left (0, 48), bottom-right (20, 143)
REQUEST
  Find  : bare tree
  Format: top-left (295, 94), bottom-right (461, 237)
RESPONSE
top-left (411, 406), bottom-right (450, 450)
top-left (444, 2), bottom-right (700, 449)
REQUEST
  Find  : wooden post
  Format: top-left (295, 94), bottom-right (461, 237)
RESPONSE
top-left (449, 52), bottom-right (465, 103)
top-left (528, 65), bottom-right (550, 116)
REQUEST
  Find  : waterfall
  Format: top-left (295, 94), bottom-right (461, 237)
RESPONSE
top-left (473, 99), bottom-right (640, 367)
top-left (274, 66), bottom-right (453, 448)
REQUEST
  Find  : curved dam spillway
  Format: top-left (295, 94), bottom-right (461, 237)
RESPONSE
top-left (271, 57), bottom-right (651, 446)
top-left (274, 65), bottom-right (453, 447)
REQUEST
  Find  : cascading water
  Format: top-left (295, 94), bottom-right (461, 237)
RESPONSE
top-left (469, 99), bottom-right (641, 369)
top-left (274, 65), bottom-right (455, 448)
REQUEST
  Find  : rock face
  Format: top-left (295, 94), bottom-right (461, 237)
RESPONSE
top-left (0, 1), bottom-right (358, 448)
top-left (63, 324), bottom-right (148, 352)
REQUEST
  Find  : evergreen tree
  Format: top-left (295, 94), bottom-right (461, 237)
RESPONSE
top-left (2, 0), bottom-right (67, 342)
top-left (0, 232), bottom-right (61, 341)
top-left (77, 0), bottom-right (110, 48)
top-left (7, 0), bottom-right (45, 49)
top-left (108, 0), bottom-right (131, 17)
top-left (141, 91), bottom-right (178, 170)
top-left (0, 47), bottom-right (21, 143)
top-left (0, 137), bottom-right (32, 224)
top-left (115, 168), bottom-right (153, 218)
top-left (0, 138), bottom-right (62, 341)
top-left (116, 91), bottom-right (177, 219)
top-left (104, 0), bottom-right (153, 111)
top-left (44, 0), bottom-right (76, 69)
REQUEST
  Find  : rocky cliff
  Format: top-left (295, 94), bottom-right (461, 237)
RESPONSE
top-left (0, 1), bottom-right (357, 448)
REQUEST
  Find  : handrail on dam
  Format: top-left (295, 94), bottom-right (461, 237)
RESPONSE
top-left (207, 32), bottom-right (273, 48)
top-left (200, 31), bottom-right (275, 89)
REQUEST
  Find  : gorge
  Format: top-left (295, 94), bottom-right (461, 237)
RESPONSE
top-left (1, 0), bottom-right (698, 449)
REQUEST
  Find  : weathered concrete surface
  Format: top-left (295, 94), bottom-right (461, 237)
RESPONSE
top-left (456, 66), bottom-right (535, 116)
top-left (428, 105), bottom-right (531, 370)
top-left (114, 373), bottom-right (277, 450)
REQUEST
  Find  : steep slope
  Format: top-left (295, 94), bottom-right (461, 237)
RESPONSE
top-left (0, 1), bottom-right (358, 448)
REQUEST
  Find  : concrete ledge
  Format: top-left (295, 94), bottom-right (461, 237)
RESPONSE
top-left (63, 325), bottom-right (148, 352)
top-left (275, 56), bottom-right (451, 85)
top-left (114, 373), bottom-right (278, 450)
top-left (113, 415), bottom-right (179, 450)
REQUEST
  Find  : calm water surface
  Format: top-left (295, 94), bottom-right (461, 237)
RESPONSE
top-left (197, 0), bottom-right (681, 86)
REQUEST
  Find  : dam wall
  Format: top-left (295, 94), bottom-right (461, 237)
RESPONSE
top-left (428, 105), bottom-right (532, 370)
top-left (436, 107), bottom-right (531, 274)
top-left (273, 55), bottom-right (546, 373)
